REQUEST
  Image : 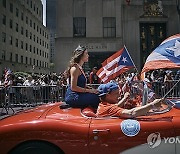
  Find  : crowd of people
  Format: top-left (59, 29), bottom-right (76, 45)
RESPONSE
top-left (0, 67), bottom-right (178, 89)
top-left (0, 67), bottom-right (179, 104)
top-left (0, 71), bottom-right (69, 106)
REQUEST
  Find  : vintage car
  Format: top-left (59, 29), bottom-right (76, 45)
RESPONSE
top-left (0, 99), bottom-right (180, 154)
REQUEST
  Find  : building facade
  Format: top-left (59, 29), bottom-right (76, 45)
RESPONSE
top-left (55, 0), bottom-right (179, 73)
top-left (0, 0), bottom-right (50, 76)
top-left (46, 0), bottom-right (57, 71)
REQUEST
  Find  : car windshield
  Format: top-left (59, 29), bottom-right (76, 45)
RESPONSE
top-left (129, 81), bottom-right (173, 115)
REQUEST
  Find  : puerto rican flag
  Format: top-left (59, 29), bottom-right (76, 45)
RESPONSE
top-left (141, 34), bottom-right (180, 77)
top-left (96, 46), bottom-right (135, 83)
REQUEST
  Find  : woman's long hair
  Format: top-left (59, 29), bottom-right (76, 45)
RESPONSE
top-left (66, 45), bottom-right (86, 78)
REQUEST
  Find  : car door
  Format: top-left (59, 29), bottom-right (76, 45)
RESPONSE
top-left (89, 114), bottom-right (175, 154)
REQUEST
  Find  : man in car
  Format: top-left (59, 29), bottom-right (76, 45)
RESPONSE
top-left (96, 82), bottom-right (164, 118)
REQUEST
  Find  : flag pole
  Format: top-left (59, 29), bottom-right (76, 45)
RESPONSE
top-left (124, 45), bottom-right (139, 74)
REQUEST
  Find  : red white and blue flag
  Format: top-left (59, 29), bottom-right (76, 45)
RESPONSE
top-left (96, 46), bottom-right (135, 83)
top-left (4, 68), bottom-right (12, 86)
top-left (141, 34), bottom-right (180, 77)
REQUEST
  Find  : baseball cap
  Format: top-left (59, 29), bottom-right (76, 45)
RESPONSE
top-left (98, 82), bottom-right (119, 97)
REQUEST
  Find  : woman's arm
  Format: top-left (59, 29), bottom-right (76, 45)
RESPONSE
top-left (70, 66), bottom-right (97, 93)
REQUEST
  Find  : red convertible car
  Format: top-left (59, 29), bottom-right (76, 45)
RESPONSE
top-left (0, 99), bottom-right (180, 154)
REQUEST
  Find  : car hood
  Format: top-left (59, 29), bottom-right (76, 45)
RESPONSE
top-left (0, 102), bottom-right (62, 125)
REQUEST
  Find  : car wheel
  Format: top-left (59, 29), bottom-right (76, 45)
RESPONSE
top-left (10, 141), bottom-right (64, 154)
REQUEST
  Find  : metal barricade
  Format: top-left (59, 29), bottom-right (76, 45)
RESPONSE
top-left (0, 85), bottom-right (66, 115)
top-left (152, 80), bottom-right (180, 98)
top-left (0, 80), bottom-right (179, 115)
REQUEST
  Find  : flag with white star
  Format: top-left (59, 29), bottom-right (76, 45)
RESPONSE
top-left (141, 34), bottom-right (180, 77)
top-left (96, 46), bottom-right (135, 83)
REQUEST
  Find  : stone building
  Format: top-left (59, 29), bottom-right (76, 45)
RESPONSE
top-left (46, 0), bottom-right (57, 71)
top-left (55, 0), bottom-right (179, 73)
top-left (0, 0), bottom-right (50, 76)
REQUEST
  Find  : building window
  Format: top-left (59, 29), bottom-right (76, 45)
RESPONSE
top-left (103, 17), bottom-right (116, 38)
top-left (34, 22), bottom-right (35, 30)
top-left (21, 27), bottom-right (24, 35)
top-left (37, 7), bottom-right (39, 15)
top-left (16, 8), bottom-right (19, 17)
top-left (10, 19), bottom-right (13, 29)
top-left (2, 50), bottom-right (6, 60)
top-left (26, 30), bottom-right (28, 37)
top-left (16, 39), bottom-right (18, 47)
top-left (30, 1), bottom-right (32, 8)
top-left (10, 3), bottom-right (13, 13)
top-left (30, 19), bottom-right (32, 27)
top-left (3, 0), bottom-right (6, 8)
top-left (73, 17), bottom-right (86, 37)
top-left (33, 47), bottom-right (35, 53)
top-left (33, 35), bottom-right (35, 42)
top-left (15, 54), bottom-right (18, 62)
top-left (26, 43), bottom-right (28, 51)
top-left (16, 23), bottom-right (18, 32)
top-left (34, 4), bottom-right (36, 11)
top-left (33, 59), bottom-right (35, 65)
top-left (37, 48), bottom-right (39, 55)
top-left (10, 36), bottom-right (12, 45)
top-left (26, 16), bottom-right (28, 24)
top-left (2, 15), bottom-right (6, 25)
top-left (21, 41), bottom-right (23, 49)
top-left (30, 32), bottom-right (32, 39)
top-left (21, 12), bottom-right (24, 20)
top-left (21, 55), bottom-right (23, 63)
top-left (2, 32), bottom-right (6, 43)
top-left (10, 52), bottom-right (12, 62)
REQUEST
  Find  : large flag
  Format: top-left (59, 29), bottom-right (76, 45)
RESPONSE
top-left (96, 46), bottom-right (135, 83)
top-left (141, 34), bottom-right (180, 77)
